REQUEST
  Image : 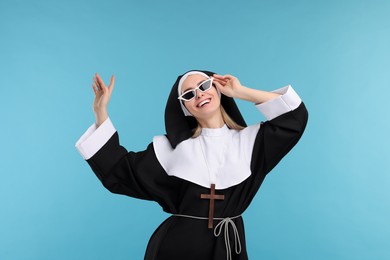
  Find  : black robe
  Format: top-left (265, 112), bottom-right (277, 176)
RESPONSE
top-left (85, 102), bottom-right (308, 260)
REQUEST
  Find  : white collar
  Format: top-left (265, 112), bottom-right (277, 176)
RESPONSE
top-left (200, 124), bottom-right (229, 137)
top-left (152, 124), bottom-right (261, 189)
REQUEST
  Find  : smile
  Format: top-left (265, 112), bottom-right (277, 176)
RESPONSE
top-left (197, 98), bottom-right (211, 108)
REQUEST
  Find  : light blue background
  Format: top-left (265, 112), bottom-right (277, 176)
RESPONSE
top-left (1, 0), bottom-right (389, 259)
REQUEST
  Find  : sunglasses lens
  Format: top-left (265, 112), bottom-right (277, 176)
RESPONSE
top-left (182, 91), bottom-right (195, 101)
top-left (199, 80), bottom-right (212, 91)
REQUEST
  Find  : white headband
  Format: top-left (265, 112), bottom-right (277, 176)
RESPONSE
top-left (177, 71), bottom-right (221, 116)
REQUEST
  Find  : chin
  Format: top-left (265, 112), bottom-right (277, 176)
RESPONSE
top-left (193, 105), bottom-right (221, 119)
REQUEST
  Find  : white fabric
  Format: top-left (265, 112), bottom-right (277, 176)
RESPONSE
top-left (255, 85), bottom-right (301, 120)
top-left (153, 124), bottom-right (260, 189)
top-left (75, 118), bottom-right (116, 160)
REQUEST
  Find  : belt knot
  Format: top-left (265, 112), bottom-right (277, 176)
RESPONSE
top-left (172, 214), bottom-right (242, 260)
top-left (214, 217), bottom-right (242, 260)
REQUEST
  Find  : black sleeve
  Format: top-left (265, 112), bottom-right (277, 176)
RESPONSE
top-left (250, 102), bottom-right (309, 176)
top-left (86, 132), bottom-right (181, 207)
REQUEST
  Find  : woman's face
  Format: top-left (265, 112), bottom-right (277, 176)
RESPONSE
top-left (181, 74), bottom-right (221, 120)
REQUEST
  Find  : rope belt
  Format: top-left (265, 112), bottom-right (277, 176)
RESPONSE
top-left (172, 214), bottom-right (242, 260)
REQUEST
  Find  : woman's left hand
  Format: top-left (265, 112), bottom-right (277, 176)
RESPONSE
top-left (212, 74), bottom-right (245, 98)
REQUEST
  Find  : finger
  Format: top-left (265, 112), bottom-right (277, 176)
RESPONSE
top-left (221, 74), bottom-right (234, 81)
top-left (213, 75), bottom-right (227, 82)
top-left (95, 75), bottom-right (108, 94)
top-left (95, 73), bottom-right (107, 89)
top-left (92, 83), bottom-right (98, 95)
top-left (92, 80), bottom-right (103, 95)
top-left (213, 74), bottom-right (225, 79)
top-left (93, 76), bottom-right (102, 91)
top-left (214, 74), bottom-right (231, 82)
top-left (213, 81), bottom-right (224, 91)
top-left (93, 83), bottom-right (103, 97)
top-left (213, 77), bottom-right (227, 85)
top-left (108, 75), bottom-right (115, 93)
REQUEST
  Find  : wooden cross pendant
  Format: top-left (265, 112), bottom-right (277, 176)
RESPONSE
top-left (201, 184), bottom-right (225, 228)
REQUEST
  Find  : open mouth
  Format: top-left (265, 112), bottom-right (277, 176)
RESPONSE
top-left (197, 98), bottom-right (211, 108)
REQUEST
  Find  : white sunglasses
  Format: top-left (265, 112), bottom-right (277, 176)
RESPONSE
top-left (178, 78), bottom-right (214, 102)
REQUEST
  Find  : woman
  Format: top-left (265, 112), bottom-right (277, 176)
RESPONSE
top-left (75, 70), bottom-right (308, 260)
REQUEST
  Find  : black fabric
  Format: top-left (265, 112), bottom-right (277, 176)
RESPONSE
top-left (86, 103), bottom-right (308, 260)
top-left (252, 102), bottom-right (309, 175)
top-left (164, 70), bottom-right (247, 149)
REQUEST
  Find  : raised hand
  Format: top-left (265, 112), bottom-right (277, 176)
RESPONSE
top-left (92, 73), bottom-right (115, 126)
top-left (214, 73), bottom-right (281, 104)
top-left (212, 74), bottom-right (245, 98)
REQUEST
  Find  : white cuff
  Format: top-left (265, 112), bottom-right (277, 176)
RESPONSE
top-left (75, 118), bottom-right (116, 160)
top-left (255, 85), bottom-right (302, 121)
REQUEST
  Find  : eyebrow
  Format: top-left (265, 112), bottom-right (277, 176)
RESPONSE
top-left (182, 80), bottom-right (207, 93)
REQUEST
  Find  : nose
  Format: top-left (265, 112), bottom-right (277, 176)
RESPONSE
top-left (195, 89), bottom-right (204, 99)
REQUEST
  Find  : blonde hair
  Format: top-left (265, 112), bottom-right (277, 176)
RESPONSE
top-left (192, 106), bottom-right (245, 138)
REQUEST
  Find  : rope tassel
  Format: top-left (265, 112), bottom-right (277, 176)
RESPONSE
top-left (214, 217), bottom-right (242, 260)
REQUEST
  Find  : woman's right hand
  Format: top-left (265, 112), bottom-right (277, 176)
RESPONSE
top-left (92, 73), bottom-right (115, 127)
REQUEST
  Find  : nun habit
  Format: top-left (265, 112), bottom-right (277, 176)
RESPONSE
top-left (75, 70), bottom-right (308, 260)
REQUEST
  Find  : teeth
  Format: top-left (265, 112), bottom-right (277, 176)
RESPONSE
top-left (198, 99), bottom-right (210, 107)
